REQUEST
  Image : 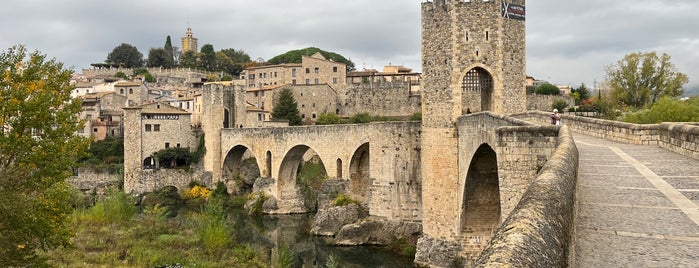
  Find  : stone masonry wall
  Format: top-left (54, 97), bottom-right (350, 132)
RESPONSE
top-left (338, 81), bottom-right (421, 117)
top-left (526, 94), bottom-right (575, 111)
top-left (454, 113), bottom-right (559, 259)
top-left (218, 122), bottom-right (422, 221)
top-left (512, 111), bottom-right (699, 160)
top-left (476, 125), bottom-right (579, 267)
top-left (128, 168), bottom-right (213, 194)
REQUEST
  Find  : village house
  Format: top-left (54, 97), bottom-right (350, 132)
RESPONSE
top-left (242, 52), bottom-right (347, 90)
top-left (123, 102), bottom-right (196, 169)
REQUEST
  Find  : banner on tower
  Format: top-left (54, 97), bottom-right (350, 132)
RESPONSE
top-left (502, 2), bottom-right (526, 21)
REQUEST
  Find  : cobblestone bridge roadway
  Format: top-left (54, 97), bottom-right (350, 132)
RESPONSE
top-left (574, 133), bottom-right (699, 267)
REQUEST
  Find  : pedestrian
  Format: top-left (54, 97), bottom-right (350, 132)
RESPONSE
top-left (550, 109), bottom-right (562, 125)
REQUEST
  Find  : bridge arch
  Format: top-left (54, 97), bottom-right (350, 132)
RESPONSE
top-left (349, 142), bottom-right (371, 204)
top-left (222, 145), bottom-right (261, 192)
top-left (461, 66), bottom-right (494, 113)
top-left (278, 145), bottom-right (328, 200)
top-left (460, 143), bottom-right (500, 243)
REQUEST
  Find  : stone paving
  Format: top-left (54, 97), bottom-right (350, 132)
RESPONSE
top-left (573, 133), bottom-right (699, 267)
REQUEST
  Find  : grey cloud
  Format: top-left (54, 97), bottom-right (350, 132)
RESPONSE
top-left (2, 1), bottom-right (698, 94)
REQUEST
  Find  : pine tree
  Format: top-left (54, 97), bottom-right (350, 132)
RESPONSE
top-left (272, 88), bottom-right (302, 126)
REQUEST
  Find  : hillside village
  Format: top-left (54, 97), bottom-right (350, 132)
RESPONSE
top-left (74, 27), bottom-right (570, 144)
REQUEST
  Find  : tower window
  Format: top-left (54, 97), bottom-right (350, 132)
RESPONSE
top-left (486, 31), bottom-right (489, 41)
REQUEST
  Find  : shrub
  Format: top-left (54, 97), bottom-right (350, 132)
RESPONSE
top-left (212, 181), bottom-right (230, 200)
top-left (153, 147), bottom-right (193, 168)
top-left (331, 194), bottom-right (360, 207)
top-left (409, 112), bottom-right (422, 121)
top-left (552, 99), bottom-right (569, 112)
top-left (183, 185), bottom-right (213, 200)
top-left (349, 113), bottom-right (372, 124)
top-left (621, 97), bottom-right (699, 124)
top-left (78, 191), bottom-right (136, 225)
top-left (115, 71), bottom-right (128, 80)
top-left (316, 112), bottom-right (342, 125)
top-left (247, 191), bottom-right (269, 216)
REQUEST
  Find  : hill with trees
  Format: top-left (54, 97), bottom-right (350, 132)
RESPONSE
top-left (267, 47), bottom-right (355, 71)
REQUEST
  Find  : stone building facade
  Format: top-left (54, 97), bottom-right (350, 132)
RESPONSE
top-left (114, 81), bottom-right (148, 106)
top-left (123, 102), bottom-right (198, 193)
top-left (78, 92), bottom-right (127, 140)
top-left (242, 52), bottom-right (346, 90)
top-left (419, 0), bottom-right (526, 264)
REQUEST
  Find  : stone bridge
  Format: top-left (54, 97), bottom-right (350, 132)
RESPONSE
top-left (213, 122), bottom-right (423, 218)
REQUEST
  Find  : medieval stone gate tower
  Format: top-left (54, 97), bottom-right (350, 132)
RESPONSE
top-left (418, 0), bottom-right (526, 264)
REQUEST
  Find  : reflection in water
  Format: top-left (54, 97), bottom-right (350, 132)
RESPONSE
top-left (228, 208), bottom-right (415, 267)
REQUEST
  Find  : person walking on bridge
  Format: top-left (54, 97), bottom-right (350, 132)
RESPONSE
top-left (551, 109), bottom-right (562, 125)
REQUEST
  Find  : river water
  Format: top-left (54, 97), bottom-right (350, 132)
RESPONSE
top-left (228, 208), bottom-right (415, 267)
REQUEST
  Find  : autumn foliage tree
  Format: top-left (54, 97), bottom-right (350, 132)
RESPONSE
top-left (0, 45), bottom-right (89, 265)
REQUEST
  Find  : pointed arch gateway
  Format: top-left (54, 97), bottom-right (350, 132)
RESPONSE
top-left (461, 144), bottom-right (500, 252)
top-left (462, 67), bottom-right (494, 114)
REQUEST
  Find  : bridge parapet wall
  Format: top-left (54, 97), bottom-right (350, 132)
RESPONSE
top-left (513, 111), bottom-right (699, 160)
top-left (476, 125), bottom-right (579, 267)
top-left (457, 112), bottom-right (552, 219)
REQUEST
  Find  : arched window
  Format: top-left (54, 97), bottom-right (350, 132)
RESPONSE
top-left (462, 67), bottom-right (494, 112)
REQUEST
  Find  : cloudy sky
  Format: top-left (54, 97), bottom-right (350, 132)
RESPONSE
top-left (2, 0), bottom-right (698, 94)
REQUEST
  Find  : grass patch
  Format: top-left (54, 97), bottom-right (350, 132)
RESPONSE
top-left (42, 190), bottom-right (268, 267)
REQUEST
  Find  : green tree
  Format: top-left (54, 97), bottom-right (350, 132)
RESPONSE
top-left (607, 51), bottom-right (688, 109)
top-left (535, 83), bottom-right (561, 95)
top-left (267, 47), bottom-right (356, 71)
top-left (526, 85), bottom-right (537, 94)
top-left (200, 44), bottom-right (216, 71)
top-left (220, 48), bottom-right (251, 63)
top-left (215, 51), bottom-right (240, 76)
top-left (147, 48), bottom-right (175, 68)
top-left (179, 50), bottom-right (198, 68)
top-left (106, 43), bottom-right (144, 68)
top-left (552, 99), bottom-right (569, 112)
top-left (272, 88), bottom-right (302, 126)
top-left (316, 112), bottom-right (341, 125)
top-left (0, 45), bottom-right (89, 266)
top-left (575, 83), bottom-right (591, 102)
